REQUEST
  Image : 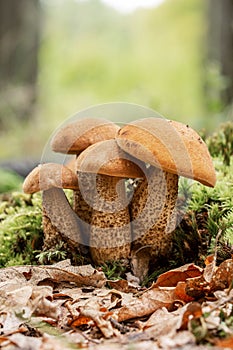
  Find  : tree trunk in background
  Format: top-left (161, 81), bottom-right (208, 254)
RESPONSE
top-left (0, 0), bottom-right (40, 127)
top-left (207, 0), bottom-right (233, 107)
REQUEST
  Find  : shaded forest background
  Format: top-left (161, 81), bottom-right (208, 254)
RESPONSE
top-left (0, 0), bottom-right (232, 161)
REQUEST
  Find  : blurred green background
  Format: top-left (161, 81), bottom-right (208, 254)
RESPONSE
top-left (0, 0), bottom-right (233, 161)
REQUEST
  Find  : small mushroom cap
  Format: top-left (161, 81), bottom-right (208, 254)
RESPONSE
top-left (76, 139), bottom-right (145, 178)
top-left (116, 118), bottom-right (216, 187)
top-left (51, 118), bottom-right (120, 154)
top-left (23, 163), bottom-right (79, 194)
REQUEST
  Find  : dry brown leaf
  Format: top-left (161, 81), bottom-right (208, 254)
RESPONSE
top-left (115, 287), bottom-right (175, 322)
top-left (32, 296), bottom-right (62, 320)
top-left (4, 333), bottom-right (42, 350)
top-left (0, 284), bottom-right (33, 313)
top-left (210, 259), bottom-right (233, 291)
top-left (1, 257), bottom-right (233, 349)
top-left (154, 263), bottom-right (203, 288)
top-left (203, 260), bottom-right (217, 283)
top-left (205, 254), bottom-right (215, 265)
top-left (173, 281), bottom-right (195, 303)
top-left (142, 306), bottom-right (186, 339)
top-left (79, 306), bottom-right (115, 338)
top-left (159, 329), bottom-right (196, 349)
top-left (202, 289), bottom-right (233, 331)
top-left (0, 260), bottom-right (106, 288)
top-left (88, 341), bottom-right (161, 350)
top-left (62, 288), bottom-right (133, 338)
top-left (215, 336), bottom-right (233, 349)
top-left (108, 279), bottom-right (143, 294)
top-left (3, 332), bottom-right (74, 350)
top-left (179, 302), bottom-right (203, 330)
top-left (0, 312), bottom-right (23, 335)
top-left (62, 287), bottom-right (131, 317)
top-left (185, 275), bottom-right (210, 299)
top-left (29, 285), bottom-right (63, 320)
top-left (68, 314), bottom-right (92, 327)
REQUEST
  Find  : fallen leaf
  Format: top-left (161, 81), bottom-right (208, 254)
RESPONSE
top-left (159, 329), bottom-right (196, 349)
top-left (0, 260), bottom-right (106, 288)
top-left (0, 333), bottom-right (42, 350)
top-left (108, 279), bottom-right (143, 294)
top-left (79, 306), bottom-right (115, 338)
top-left (215, 336), bottom-right (233, 349)
top-left (203, 260), bottom-right (217, 283)
top-left (205, 254), bottom-right (215, 265)
top-left (210, 259), bottom-right (233, 291)
top-left (179, 302), bottom-right (203, 330)
top-left (115, 287), bottom-right (175, 322)
top-left (154, 264), bottom-right (203, 288)
top-left (143, 306), bottom-right (184, 335)
top-left (185, 275), bottom-right (210, 299)
top-left (0, 312), bottom-right (23, 335)
top-left (174, 281), bottom-right (195, 303)
top-left (68, 314), bottom-right (93, 327)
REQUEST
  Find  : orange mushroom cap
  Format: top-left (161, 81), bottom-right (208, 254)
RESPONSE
top-left (76, 139), bottom-right (144, 179)
top-left (116, 118), bottom-right (216, 187)
top-left (51, 118), bottom-right (120, 155)
top-left (23, 163), bottom-right (79, 193)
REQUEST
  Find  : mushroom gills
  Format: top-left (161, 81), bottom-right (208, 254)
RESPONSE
top-left (130, 166), bottom-right (178, 280)
top-left (90, 174), bottom-right (131, 265)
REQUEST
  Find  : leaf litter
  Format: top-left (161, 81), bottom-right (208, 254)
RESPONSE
top-left (0, 258), bottom-right (233, 349)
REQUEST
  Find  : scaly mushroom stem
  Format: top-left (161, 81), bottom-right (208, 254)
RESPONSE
top-left (90, 174), bottom-right (131, 265)
top-left (42, 188), bottom-right (83, 252)
top-left (73, 172), bottom-right (94, 245)
top-left (130, 166), bottom-right (178, 280)
top-left (22, 163), bottom-right (83, 254)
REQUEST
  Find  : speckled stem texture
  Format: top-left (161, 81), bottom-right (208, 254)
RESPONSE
top-left (90, 174), bottom-right (131, 265)
top-left (130, 166), bottom-right (178, 279)
top-left (42, 188), bottom-right (82, 249)
top-left (73, 172), bottom-right (95, 245)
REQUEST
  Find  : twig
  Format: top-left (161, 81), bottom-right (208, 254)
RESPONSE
top-left (109, 317), bottom-right (130, 334)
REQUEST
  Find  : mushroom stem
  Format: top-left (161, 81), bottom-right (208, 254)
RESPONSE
top-left (130, 166), bottom-right (178, 280)
top-left (73, 172), bottom-right (94, 245)
top-left (42, 188), bottom-right (83, 252)
top-left (90, 174), bottom-right (131, 265)
top-left (22, 163), bottom-right (82, 254)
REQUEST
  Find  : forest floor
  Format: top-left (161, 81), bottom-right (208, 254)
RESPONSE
top-left (1, 122), bottom-right (233, 349)
top-left (1, 257), bottom-right (233, 349)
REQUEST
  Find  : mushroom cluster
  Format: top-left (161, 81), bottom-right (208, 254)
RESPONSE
top-left (23, 116), bottom-right (216, 281)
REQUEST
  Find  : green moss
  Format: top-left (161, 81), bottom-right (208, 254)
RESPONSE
top-left (0, 169), bottom-right (23, 193)
top-left (207, 121), bottom-right (233, 166)
top-left (101, 260), bottom-right (128, 281)
top-left (0, 192), bottom-right (43, 267)
top-left (172, 124), bottom-right (233, 266)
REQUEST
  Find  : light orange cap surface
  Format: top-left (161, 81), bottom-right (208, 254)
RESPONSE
top-left (116, 118), bottom-right (216, 187)
top-left (51, 118), bottom-right (120, 154)
top-left (23, 163), bottom-right (79, 193)
top-left (76, 139), bottom-right (144, 179)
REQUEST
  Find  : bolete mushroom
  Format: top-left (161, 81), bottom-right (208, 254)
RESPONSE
top-left (116, 117), bottom-right (216, 280)
top-left (51, 118), bottom-right (120, 244)
top-left (51, 117), bottom-right (120, 154)
top-left (22, 163), bottom-right (82, 252)
top-left (76, 139), bottom-right (144, 265)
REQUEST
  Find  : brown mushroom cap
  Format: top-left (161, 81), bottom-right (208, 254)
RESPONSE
top-left (51, 118), bottom-right (120, 154)
top-left (116, 118), bottom-right (216, 187)
top-left (23, 163), bottom-right (79, 194)
top-left (76, 139), bottom-right (144, 179)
